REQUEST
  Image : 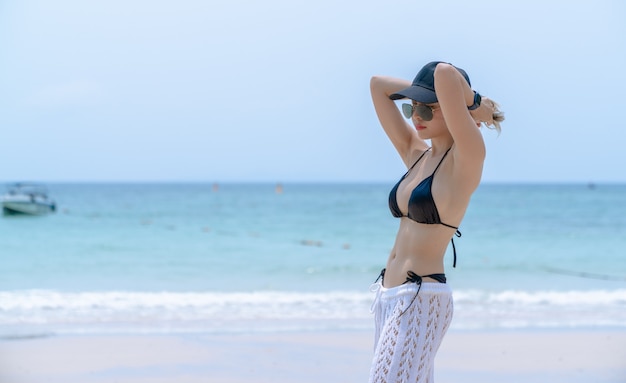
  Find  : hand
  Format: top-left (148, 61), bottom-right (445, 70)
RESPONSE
top-left (469, 96), bottom-right (496, 126)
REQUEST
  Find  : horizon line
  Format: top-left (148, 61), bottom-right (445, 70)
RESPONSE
top-left (1, 180), bottom-right (623, 186)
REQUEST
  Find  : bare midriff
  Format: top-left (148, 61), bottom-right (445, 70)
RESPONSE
top-left (383, 217), bottom-right (457, 288)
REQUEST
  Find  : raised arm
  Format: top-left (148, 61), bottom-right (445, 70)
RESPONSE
top-left (370, 76), bottom-right (429, 167)
top-left (433, 63), bottom-right (486, 187)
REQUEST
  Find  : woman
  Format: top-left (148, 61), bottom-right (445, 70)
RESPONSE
top-left (368, 61), bottom-right (504, 383)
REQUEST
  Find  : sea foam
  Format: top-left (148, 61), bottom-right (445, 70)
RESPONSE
top-left (1, 288), bottom-right (625, 334)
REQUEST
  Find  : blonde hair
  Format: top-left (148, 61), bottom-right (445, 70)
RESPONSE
top-left (484, 99), bottom-right (505, 133)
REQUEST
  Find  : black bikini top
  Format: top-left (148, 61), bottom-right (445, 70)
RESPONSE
top-left (388, 147), bottom-right (462, 267)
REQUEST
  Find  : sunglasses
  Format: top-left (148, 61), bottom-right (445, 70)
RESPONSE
top-left (401, 103), bottom-right (439, 121)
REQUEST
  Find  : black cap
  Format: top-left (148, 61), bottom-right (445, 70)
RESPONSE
top-left (389, 61), bottom-right (471, 103)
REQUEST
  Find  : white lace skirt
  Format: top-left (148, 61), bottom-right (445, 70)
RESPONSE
top-left (369, 281), bottom-right (453, 383)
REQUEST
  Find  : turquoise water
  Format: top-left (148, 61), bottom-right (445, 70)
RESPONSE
top-left (1, 183), bottom-right (625, 335)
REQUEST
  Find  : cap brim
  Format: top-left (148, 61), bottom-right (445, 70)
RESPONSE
top-left (389, 86), bottom-right (438, 103)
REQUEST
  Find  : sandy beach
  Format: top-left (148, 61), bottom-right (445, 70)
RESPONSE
top-left (1, 329), bottom-right (625, 383)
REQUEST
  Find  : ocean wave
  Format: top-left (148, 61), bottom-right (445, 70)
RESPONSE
top-left (1, 289), bottom-right (625, 332)
top-left (454, 289), bottom-right (626, 305)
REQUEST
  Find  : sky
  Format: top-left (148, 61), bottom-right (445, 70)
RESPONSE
top-left (1, 0), bottom-right (625, 183)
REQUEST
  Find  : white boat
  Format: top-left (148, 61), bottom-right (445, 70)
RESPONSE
top-left (1, 183), bottom-right (56, 216)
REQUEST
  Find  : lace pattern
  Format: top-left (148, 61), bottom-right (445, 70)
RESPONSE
top-left (369, 282), bottom-right (453, 383)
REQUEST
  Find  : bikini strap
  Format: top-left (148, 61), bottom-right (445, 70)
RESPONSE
top-left (441, 222), bottom-right (459, 230)
top-left (431, 146), bottom-right (453, 175)
top-left (404, 271), bottom-right (447, 284)
top-left (398, 270), bottom-right (447, 317)
top-left (421, 273), bottom-right (447, 283)
top-left (403, 147), bottom-right (431, 176)
top-left (449, 230), bottom-right (461, 268)
top-left (374, 268), bottom-right (386, 283)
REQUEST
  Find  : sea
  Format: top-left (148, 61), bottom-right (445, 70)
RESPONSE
top-left (1, 183), bottom-right (625, 338)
